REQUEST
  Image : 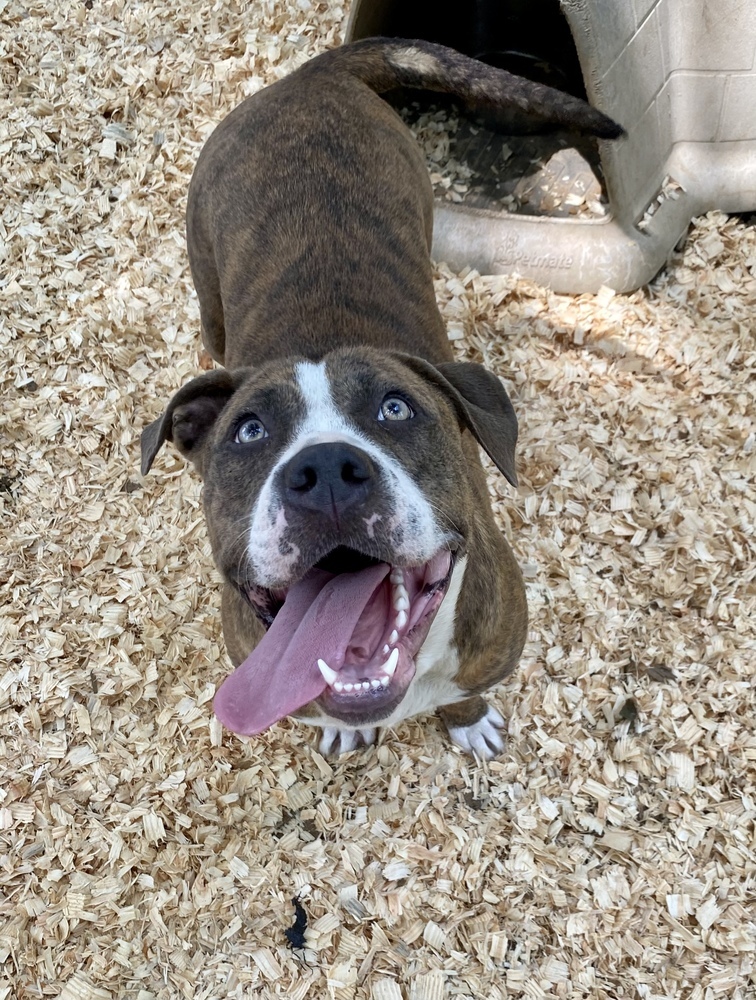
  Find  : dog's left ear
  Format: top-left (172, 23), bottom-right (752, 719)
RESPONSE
top-left (140, 369), bottom-right (242, 476)
top-left (403, 357), bottom-right (519, 487)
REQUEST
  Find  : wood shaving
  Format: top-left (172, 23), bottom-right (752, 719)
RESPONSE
top-left (1, 2), bottom-right (755, 999)
top-left (403, 106), bottom-right (610, 219)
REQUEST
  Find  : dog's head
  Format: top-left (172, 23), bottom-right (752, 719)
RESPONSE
top-left (142, 347), bottom-right (517, 734)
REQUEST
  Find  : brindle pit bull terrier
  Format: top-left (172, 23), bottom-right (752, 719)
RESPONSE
top-left (141, 38), bottom-right (622, 757)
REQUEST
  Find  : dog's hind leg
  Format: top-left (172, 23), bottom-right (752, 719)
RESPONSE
top-left (186, 192), bottom-right (227, 366)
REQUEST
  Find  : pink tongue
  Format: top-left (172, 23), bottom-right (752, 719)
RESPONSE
top-left (213, 562), bottom-right (390, 735)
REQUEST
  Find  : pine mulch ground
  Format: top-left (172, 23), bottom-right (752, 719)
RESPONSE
top-left (1, 2), bottom-right (754, 998)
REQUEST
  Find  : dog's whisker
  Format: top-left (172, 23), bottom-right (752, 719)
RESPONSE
top-left (424, 497), bottom-right (460, 536)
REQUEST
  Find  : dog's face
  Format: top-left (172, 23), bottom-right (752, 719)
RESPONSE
top-left (142, 347), bottom-right (517, 735)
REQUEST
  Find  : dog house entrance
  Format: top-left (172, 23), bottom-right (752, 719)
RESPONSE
top-left (348, 0), bottom-right (610, 220)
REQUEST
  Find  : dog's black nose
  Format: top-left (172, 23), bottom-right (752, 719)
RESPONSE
top-left (284, 443), bottom-right (375, 518)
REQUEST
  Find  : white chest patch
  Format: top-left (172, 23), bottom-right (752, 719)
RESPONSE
top-left (246, 360), bottom-right (446, 585)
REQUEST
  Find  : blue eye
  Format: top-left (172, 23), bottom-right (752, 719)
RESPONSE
top-left (235, 417), bottom-right (268, 444)
top-left (378, 396), bottom-right (413, 421)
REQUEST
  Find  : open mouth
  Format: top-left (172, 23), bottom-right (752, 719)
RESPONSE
top-left (213, 546), bottom-right (455, 734)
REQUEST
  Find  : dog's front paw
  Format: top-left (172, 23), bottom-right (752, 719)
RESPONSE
top-left (318, 726), bottom-right (377, 756)
top-left (447, 704), bottom-right (506, 760)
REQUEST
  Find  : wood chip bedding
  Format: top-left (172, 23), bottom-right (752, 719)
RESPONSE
top-left (1, 2), bottom-right (754, 998)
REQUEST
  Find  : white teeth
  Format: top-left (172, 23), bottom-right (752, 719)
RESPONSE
top-left (317, 659), bottom-right (338, 686)
top-left (382, 647), bottom-right (399, 678)
top-left (323, 648), bottom-right (399, 697)
top-left (389, 629), bottom-right (398, 645)
top-left (395, 610), bottom-right (407, 630)
top-left (382, 644), bottom-right (390, 655)
top-left (331, 679), bottom-right (374, 695)
top-left (391, 573), bottom-right (409, 620)
top-left (392, 581), bottom-right (409, 610)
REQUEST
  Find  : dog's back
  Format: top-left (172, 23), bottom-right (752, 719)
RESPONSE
top-left (187, 55), bottom-right (443, 369)
top-left (186, 37), bottom-right (622, 370)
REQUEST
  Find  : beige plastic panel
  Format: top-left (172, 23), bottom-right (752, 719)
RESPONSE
top-left (348, 0), bottom-right (756, 291)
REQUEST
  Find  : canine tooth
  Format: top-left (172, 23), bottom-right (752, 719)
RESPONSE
top-left (317, 658), bottom-right (338, 686)
top-left (382, 647), bottom-right (399, 678)
top-left (380, 675), bottom-right (390, 687)
top-left (389, 630), bottom-right (398, 645)
top-left (395, 610), bottom-right (408, 629)
top-left (334, 681), bottom-right (344, 693)
top-left (371, 679), bottom-right (381, 689)
top-left (344, 683), bottom-right (354, 692)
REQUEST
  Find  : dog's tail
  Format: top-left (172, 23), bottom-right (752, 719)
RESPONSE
top-left (318, 37), bottom-right (624, 140)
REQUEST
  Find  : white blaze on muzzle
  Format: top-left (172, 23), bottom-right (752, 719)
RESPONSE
top-left (246, 360), bottom-right (445, 586)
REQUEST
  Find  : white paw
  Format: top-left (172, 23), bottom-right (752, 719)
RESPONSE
top-left (318, 726), bottom-right (377, 756)
top-left (448, 705), bottom-right (506, 760)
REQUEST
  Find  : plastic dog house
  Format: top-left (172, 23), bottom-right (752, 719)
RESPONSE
top-left (347, 0), bottom-right (756, 292)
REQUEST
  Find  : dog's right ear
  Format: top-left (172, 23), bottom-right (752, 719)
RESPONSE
top-left (140, 369), bottom-right (241, 476)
